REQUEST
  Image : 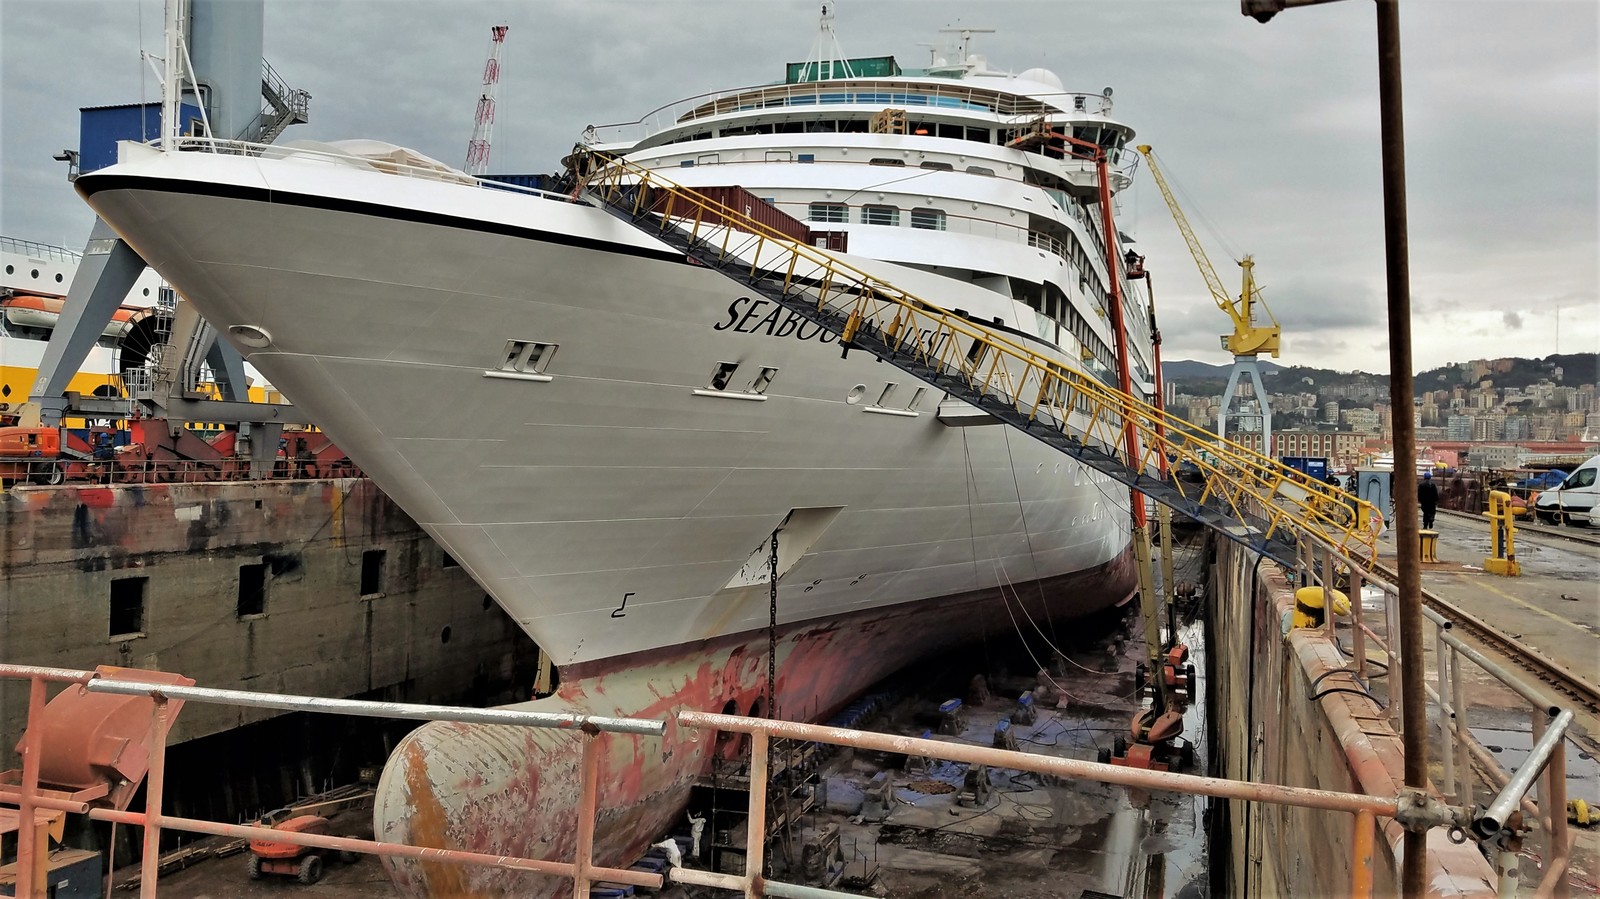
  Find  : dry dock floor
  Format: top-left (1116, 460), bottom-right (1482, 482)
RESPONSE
top-left (122, 611), bottom-right (1211, 898)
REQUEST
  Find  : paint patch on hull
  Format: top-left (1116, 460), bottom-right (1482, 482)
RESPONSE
top-left (374, 553), bottom-right (1134, 897)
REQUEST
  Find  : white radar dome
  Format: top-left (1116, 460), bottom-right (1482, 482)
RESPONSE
top-left (1018, 68), bottom-right (1064, 91)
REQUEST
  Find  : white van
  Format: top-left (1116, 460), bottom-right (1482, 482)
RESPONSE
top-left (1534, 454), bottom-right (1599, 526)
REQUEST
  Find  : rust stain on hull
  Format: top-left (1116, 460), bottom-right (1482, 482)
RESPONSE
top-left (374, 552), bottom-right (1134, 897)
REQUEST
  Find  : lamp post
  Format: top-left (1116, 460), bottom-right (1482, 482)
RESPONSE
top-left (1243, 2), bottom-right (1429, 897)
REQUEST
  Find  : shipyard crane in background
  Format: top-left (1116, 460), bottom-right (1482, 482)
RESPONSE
top-left (464, 25), bottom-right (510, 176)
top-left (1136, 144), bottom-right (1282, 456)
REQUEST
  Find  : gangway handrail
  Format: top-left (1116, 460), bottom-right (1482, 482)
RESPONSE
top-left (568, 147), bottom-right (1381, 568)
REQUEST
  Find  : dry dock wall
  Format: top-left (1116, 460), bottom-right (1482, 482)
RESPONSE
top-left (0, 478), bottom-right (539, 762)
top-left (1207, 537), bottom-right (1496, 898)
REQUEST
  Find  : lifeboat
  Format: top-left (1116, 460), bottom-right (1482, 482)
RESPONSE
top-left (1, 294), bottom-right (139, 340)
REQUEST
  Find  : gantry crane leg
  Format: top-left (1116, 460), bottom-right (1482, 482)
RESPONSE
top-left (1218, 354), bottom-right (1274, 455)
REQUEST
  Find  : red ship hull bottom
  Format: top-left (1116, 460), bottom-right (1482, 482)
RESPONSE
top-left (373, 552), bottom-right (1134, 897)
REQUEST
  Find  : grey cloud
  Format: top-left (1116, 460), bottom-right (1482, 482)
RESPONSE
top-left (2, 0), bottom-right (1594, 375)
top-left (1503, 311), bottom-right (1524, 330)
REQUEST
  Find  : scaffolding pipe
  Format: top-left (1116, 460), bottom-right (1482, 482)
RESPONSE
top-left (83, 678), bottom-right (666, 735)
top-left (0, 664), bottom-right (96, 683)
top-left (1477, 710), bottom-right (1572, 838)
top-left (1351, 808), bottom-right (1377, 899)
top-left (677, 711), bottom-right (1397, 816)
top-left (72, 805), bottom-right (663, 889)
top-left (137, 699), bottom-right (172, 899)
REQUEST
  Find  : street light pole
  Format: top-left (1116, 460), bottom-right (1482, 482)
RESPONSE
top-left (1244, 1), bottom-right (1429, 895)
top-left (1373, 3), bottom-right (1429, 894)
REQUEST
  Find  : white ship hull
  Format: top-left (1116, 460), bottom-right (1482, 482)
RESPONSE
top-left (80, 146), bottom-right (1134, 672)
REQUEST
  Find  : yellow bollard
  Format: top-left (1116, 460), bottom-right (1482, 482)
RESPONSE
top-left (1293, 585), bottom-right (1350, 629)
top-left (1483, 490), bottom-right (1521, 577)
top-left (1418, 530), bottom-right (1440, 563)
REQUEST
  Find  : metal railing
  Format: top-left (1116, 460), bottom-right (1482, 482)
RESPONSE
top-left (0, 236), bottom-right (80, 264)
top-left (585, 80), bottom-right (1117, 147)
top-left (160, 137), bottom-right (574, 203)
top-left (3, 663), bottom-right (1425, 899)
top-left (0, 455), bottom-right (362, 491)
top-left (1294, 540), bottom-right (1578, 897)
top-left (570, 146), bottom-right (1382, 568)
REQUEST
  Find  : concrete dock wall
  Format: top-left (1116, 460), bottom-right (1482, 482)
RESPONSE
top-left (1208, 536), bottom-right (1496, 897)
top-left (0, 478), bottom-right (540, 761)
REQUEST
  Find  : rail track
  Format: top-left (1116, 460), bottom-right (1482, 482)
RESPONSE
top-left (1369, 558), bottom-right (1600, 717)
top-left (1438, 507), bottom-right (1600, 549)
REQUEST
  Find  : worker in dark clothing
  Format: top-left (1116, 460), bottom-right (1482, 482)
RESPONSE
top-left (1418, 470), bottom-right (1439, 529)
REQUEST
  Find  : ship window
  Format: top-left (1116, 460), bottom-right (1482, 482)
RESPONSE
top-left (765, 150), bottom-right (793, 162)
top-left (109, 576), bottom-right (147, 638)
top-left (361, 549), bottom-right (386, 597)
top-left (862, 205), bottom-right (899, 226)
top-left (798, 154), bottom-right (815, 163)
top-left (868, 157), bottom-right (905, 167)
top-left (808, 203), bottom-right (847, 223)
top-left (500, 339), bottom-right (557, 375)
top-left (237, 563), bottom-right (267, 617)
top-left (966, 127), bottom-right (990, 143)
top-left (709, 361), bottom-right (740, 391)
top-left (749, 367), bottom-right (778, 395)
top-left (966, 165), bottom-right (995, 176)
top-left (911, 208), bottom-right (946, 231)
top-left (918, 161), bottom-right (954, 171)
top-left (680, 160), bottom-right (695, 167)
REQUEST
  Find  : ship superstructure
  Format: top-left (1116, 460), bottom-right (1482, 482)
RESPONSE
top-left (75, 20), bottom-right (1156, 895)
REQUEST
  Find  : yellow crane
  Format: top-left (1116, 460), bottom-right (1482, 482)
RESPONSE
top-left (1136, 144), bottom-right (1280, 357)
top-left (1137, 144), bottom-right (1281, 451)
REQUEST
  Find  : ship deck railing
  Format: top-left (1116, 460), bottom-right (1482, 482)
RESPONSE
top-left (584, 79), bottom-right (1119, 148)
top-left (4, 662), bottom-right (1507, 899)
top-left (0, 236), bottom-right (81, 265)
top-left (158, 137), bottom-right (575, 204)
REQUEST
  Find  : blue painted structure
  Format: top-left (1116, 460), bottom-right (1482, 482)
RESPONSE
top-left (79, 103), bottom-right (203, 174)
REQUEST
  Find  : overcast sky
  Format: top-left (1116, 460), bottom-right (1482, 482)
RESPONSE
top-left (2, 0), bottom-right (1595, 374)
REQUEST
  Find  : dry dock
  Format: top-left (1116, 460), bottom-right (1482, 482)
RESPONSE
top-left (8, 506), bottom-right (1600, 897)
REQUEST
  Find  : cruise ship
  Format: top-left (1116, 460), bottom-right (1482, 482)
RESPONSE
top-left (0, 236), bottom-right (168, 418)
top-left (76, 23), bottom-right (1156, 896)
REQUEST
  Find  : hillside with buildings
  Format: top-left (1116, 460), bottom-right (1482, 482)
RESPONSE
top-left (1161, 353), bottom-right (1599, 471)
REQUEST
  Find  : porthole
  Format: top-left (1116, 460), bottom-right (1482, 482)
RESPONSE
top-left (30, 269), bottom-right (39, 279)
top-left (55, 273), bottom-right (63, 283)
top-left (143, 288), bottom-right (150, 296)
top-left (440, 626), bottom-right (452, 644)
top-left (846, 384), bottom-right (866, 405)
top-left (3, 265), bottom-right (12, 275)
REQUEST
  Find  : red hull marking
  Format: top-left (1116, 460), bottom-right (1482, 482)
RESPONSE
top-left (376, 551), bottom-right (1135, 898)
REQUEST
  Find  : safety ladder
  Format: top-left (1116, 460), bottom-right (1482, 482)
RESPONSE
top-left (567, 148), bottom-right (1380, 568)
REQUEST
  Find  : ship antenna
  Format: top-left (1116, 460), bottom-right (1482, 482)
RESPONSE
top-left (800, 2), bottom-right (854, 82)
top-left (937, 25), bottom-right (997, 66)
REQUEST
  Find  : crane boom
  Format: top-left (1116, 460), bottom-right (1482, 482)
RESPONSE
top-left (1136, 145), bottom-right (1280, 358)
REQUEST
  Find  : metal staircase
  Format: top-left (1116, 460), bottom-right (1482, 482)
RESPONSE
top-left (258, 59), bottom-right (310, 144)
top-left (567, 148), bottom-right (1380, 568)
